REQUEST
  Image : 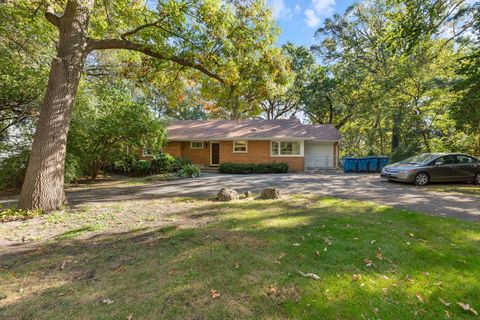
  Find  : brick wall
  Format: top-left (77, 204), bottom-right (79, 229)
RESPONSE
top-left (219, 140), bottom-right (304, 172)
top-left (163, 140), bottom-right (305, 172)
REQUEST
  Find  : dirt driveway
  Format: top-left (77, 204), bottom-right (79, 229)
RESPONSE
top-left (2, 173), bottom-right (479, 221)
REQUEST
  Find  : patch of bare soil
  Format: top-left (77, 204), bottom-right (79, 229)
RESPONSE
top-left (0, 198), bottom-right (218, 253)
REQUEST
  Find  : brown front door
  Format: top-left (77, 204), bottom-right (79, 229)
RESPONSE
top-left (211, 142), bottom-right (220, 166)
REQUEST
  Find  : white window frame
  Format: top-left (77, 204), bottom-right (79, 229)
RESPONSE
top-left (142, 148), bottom-right (153, 156)
top-left (233, 140), bottom-right (248, 153)
top-left (270, 140), bottom-right (304, 157)
top-left (190, 141), bottom-right (204, 149)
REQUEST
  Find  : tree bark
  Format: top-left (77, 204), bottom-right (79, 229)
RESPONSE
top-left (18, 1), bottom-right (93, 211)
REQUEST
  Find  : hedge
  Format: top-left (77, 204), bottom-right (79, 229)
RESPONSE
top-left (219, 162), bottom-right (289, 174)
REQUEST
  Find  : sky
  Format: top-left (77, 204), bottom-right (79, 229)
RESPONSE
top-left (267, 0), bottom-right (356, 47)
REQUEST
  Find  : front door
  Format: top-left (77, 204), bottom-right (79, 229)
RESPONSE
top-left (210, 142), bottom-right (220, 166)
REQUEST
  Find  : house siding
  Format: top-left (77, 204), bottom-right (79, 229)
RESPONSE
top-left (163, 140), bottom-right (304, 172)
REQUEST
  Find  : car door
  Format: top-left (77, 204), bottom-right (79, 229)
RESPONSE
top-left (455, 155), bottom-right (478, 181)
top-left (428, 155), bottom-right (459, 181)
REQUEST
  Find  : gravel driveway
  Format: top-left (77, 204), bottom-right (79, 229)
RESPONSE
top-left (2, 173), bottom-right (479, 221)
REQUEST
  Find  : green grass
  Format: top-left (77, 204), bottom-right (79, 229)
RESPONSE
top-left (431, 185), bottom-right (480, 197)
top-left (1, 196), bottom-right (479, 319)
top-left (0, 207), bottom-right (44, 222)
top-left (55, 224), bottom-right (103, 240)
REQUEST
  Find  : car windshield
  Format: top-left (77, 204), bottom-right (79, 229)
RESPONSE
top-left (401, 154), bottom-right (435, 164)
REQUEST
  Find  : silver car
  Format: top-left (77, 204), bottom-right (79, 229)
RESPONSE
top-left (380, 153), bottom-right (480, 186)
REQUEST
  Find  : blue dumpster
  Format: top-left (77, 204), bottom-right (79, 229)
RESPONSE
top-left (343, 157), bottom-right (358, 173)
top-left (378, 157), bottom-right (390, 171)
top-left (366, 156), bottom-right (379, 173)
top-left (357, 157), bottom-right (368, 173)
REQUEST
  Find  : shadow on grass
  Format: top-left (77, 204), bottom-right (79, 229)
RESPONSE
top-left (1, 196), bottom-right (479, 319)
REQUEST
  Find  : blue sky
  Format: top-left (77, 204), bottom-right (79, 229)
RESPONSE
top-left (267, 0), bottom-right (356, 47)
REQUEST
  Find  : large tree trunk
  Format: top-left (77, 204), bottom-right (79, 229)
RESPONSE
top-left (18, 1), bottom-right (93, 211)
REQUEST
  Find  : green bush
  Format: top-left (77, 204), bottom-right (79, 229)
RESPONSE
top-left (151, 153), bottom-right (175, 173)
top-left (177, 163), bottom-right (201, 178)
top-left (109, 155), bottom-right (137, 174)
top-left (0, 149), bottom-right (30, 188)
top-left (219, 162), bottom-right (289, 174)
top-left (133, 160), bottom-right (152, 175)
top-left (171, 157), bottom-right (192, 172)
top-left (64, 154), bottom-right (85, 184)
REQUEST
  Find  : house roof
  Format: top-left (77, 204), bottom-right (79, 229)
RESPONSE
top-left (166, 119), bottom-right (341, 141)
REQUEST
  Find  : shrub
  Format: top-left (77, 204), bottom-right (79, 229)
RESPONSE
top-left (171, 157), bottom-right (192, 172)
top-left (151, 153), bottom-right (175, 173)
top-left (64, 154), bottom-right (85, 184)
top-left (219, 162), bottom-right (288, 174)
top-left (0, 149), bottom-right (30, 188)
top-left (109, 155), bottom-right (137, 174)
top-left (133, 160), bottom-right (152, 175)
top-left (177, 163), bottom-right (201, 178)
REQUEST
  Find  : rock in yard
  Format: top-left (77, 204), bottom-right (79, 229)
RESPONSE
top-left (259, 188), bottom-right (281, 200)
top-left (217, 188), bottom-right (239, 201)
top-left (245, 191), bottom-right (252, 198)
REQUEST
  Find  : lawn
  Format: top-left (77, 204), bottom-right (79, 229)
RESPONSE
top-left (1, 196), bottom-right (479, 319)
top-left (430, 185), bottom-right (480, 197)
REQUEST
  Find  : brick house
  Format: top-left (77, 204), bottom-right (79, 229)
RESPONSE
top-left (149, 118), bottom-right (341, 172)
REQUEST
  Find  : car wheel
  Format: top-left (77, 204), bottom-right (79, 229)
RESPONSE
top-left (414, 172), bottom-right (430, 186)
top-left (474, 172), bottom-right (480, 185)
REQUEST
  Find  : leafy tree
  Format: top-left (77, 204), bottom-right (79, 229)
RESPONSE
top-left (9, 0), bottom-right (284, 210)
top-left (68, 79), bottom-right (165, 179)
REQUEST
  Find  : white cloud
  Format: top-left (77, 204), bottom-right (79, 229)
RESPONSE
top-left (269, 0), bottom-right (293, 20)
top-left (304, 0), bottom-right (336, 28)
top-left (312, 0), bottom-right (336, 15)
top-left (304, 9), bottom-right (321, 28)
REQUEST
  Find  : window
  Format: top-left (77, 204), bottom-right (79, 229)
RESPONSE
top-left (190, 141), bottom-right (204, 149)
top-left (271, 141), bottom-right (302, 156)
top-left (142, 148), bottom-right (153, 156)
top-left (233, 140), bottom-right (248, 153)
top-left (435, 155), bottom-right (456, 165)
top-left (457, 155), bottom-right (476, 164)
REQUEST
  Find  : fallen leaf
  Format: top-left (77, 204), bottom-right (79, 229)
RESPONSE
top-left (267, 286), bottom-right (277, 296)
top-left (60, 261), bottom-right (66, 270)
top-left (210, 289), bottom-right (220, 299)
top-left (457, 302), bottom-right (478, 315)
top-left (445, 310), bottom-right (451, 318)
top-left (324, 247), bottom-right (327, 252)
top-left (370, 240), bottom-right (377, 245)
top-left (381, 288), bottom-right (388, 296)
top-left (352, 274), bottom-right (362, 281)
top-left (409, 233), bottom-right (415, 238)
top-left (416, 293), bottom-right (425, 303)
top-left (292, 243), bottom-right (301, 247)
top-left (376, 251), bottom-right (384, 260)
top-left (234, 263), bottom-right (240, 269)
top-left (316, 250), bottom-right (320, 256)
top-left (102, 298), bottom-right (114, 305)
top-left (127, 314), bottom-right (133, 320)
top-left (439, 297), bottom-right (450, 307)
top-left (379, 275), bottom-right (389, 280)
top-left (363, 257), bottom-right (373, 267)
top-left (298, 271), bottom-right (320, 280)
top-left (278, 253), bottom-right (286, 260)
top-left (406, 242), bottom-right (412, 246)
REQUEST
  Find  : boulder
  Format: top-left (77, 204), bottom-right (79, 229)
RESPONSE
top-left (245, 191), bottom-right (252, 198)
top-left (259, 188), bottom-right (281, 200)
top-left (217, 188), bottom-right (239, 201)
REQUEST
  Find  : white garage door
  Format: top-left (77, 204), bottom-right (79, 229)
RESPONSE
top-left (304, 141), bottom-right (335, 169)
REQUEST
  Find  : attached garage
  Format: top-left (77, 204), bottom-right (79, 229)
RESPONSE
top-left (304, 141), bottom-right (338, 169)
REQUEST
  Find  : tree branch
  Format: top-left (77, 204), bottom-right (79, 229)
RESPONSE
top-left (45, 6), bottom-right (60, 27)
top-left (87, 38), bottom-right (224, 83)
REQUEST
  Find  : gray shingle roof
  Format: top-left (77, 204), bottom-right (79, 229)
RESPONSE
top-left (166, 119), bottom-right (341, 141)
